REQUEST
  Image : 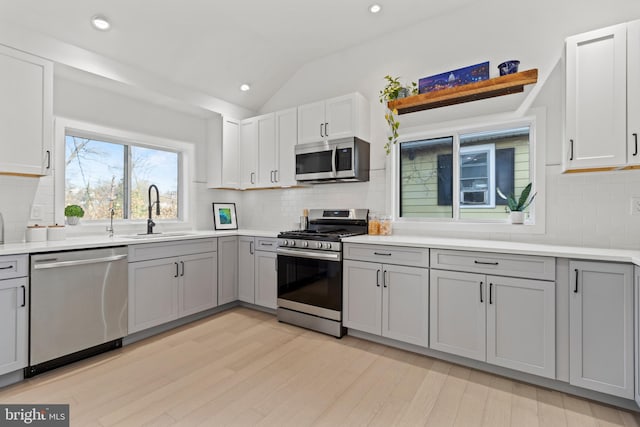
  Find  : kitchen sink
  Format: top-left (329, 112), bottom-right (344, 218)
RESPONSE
top-left (122, 232), bottom-right (196, 239)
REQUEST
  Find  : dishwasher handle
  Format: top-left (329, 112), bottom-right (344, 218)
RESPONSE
top-left (33, 254), bottom-right (127, 270)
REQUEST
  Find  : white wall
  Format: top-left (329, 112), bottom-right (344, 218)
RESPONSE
top-left (1, 70), bottom-right (215, 242)
top-left (239, 0), bottom-right (640, 249)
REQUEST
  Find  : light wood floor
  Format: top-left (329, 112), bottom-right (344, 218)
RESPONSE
top-left (2, 307), bottom-right (640, 427)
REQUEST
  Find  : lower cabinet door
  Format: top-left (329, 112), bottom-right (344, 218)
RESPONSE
top-left (255, 251), bottom-right (277, 309)
top-left (343, 260), bottom-right (382, 335)
top-left (217, 237), bottom-right (238, 305)
top-left (238, 237), bottom-right (255, 303)
top-left (179, 252), bottom-right (218, 317)
top-left (429, 269), bottom-right (486, 361)
top-left (382, 264), bottom-right (429, 347)
top-left (0, 278), bottom-right (27, 375)
top-left (569, 261), bottom-right (634, 398)
top-left (129, 258), bottom-right (179, 333)
top-left (486, 275), bottom-right (555, 379)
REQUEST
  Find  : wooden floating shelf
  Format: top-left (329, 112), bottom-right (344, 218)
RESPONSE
top-left (388, 68), bottom-right (538, 114)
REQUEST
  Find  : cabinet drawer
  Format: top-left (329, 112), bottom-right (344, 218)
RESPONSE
top-left (128, 238), bottom-right (217, 262)
top-left (430, 249), bottom-right (555, 281)
top-left (343, 244), bottom-right (429, 268)
top-left (255, 237), bottom-right (277, 252)
top-left (0, 254), bottom-right (28, 279)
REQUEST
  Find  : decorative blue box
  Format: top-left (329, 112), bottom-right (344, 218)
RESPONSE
top-left (419, 62), bottom-right (490, 94)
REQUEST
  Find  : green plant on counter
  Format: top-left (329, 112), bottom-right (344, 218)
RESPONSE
top-left (504, 182), bottom-right (536, 212)
top-left (64, 204), bottom-right (85, 218)
top-left (379, 75), bottom-right (418, 155)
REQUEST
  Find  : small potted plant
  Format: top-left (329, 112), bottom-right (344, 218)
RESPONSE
top-left (505, 183), bottom-right (536, 224)
top-left (64, 204), bottom-right (85, 225)
top-left (379, 75), bottom-right (418, 155)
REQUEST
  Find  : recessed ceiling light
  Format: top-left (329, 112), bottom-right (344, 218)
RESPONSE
top-left (240, 84), bottom-right (251, 92)
top-left (369, 4), bottom-right (382, 13)
top-left (91, 15), bottom-right (111, 31)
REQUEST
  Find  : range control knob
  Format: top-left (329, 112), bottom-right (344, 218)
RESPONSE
top-left (302, 241), bottom-right (309, 248)
top-left (325, 243), bottom-right (332, 250)
top-left (316, 242), bottom-right (323, 249)
top-left (290, 240), bottom-right (296, 247)
top-left (280, 240), bottom-right (288, 246)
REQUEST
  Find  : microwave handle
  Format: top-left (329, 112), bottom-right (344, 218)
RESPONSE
top-left (331, 146), bottom-right (337, 177)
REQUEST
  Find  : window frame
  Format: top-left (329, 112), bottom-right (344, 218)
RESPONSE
top-left (391, 109), bottom-right (546, 235)
top-left (459, 143), bottom-right (496, 209)
top-left (54, 117), bottom-right (193, 230)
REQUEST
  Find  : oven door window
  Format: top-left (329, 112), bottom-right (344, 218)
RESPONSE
top-left (277, 254), bottom-right (342, 311)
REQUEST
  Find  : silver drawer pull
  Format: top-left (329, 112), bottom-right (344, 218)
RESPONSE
top-left (0, 265), bottom-right (14, 270)
top-left (374, 252), bottom-right (392, 256)
top-left (261, 243), bottom-right (274, 246)
top-left (474, 260), bottom-right (498, 266)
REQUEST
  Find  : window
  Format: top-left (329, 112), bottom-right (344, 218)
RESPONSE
top-left (65, 134), bottom-right (179, 221)
top-left (399, 125), bottom-right (532, 222)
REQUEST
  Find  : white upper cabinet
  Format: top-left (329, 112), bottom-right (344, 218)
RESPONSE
top-left (564, 23), bottom-right (629, 171)
top-left (240, 117), bottom-right (258, 189)
top-left (274, 108), bottom-right (298, 187)
top-left (256, 113), bottom-right (276, 187)
top-left (0, 45), bottom-right (53, 177)
top-left (298, 93), bottom-right (370, 145)
top-left (627, 20), bottom-right (640, 166)
top-left (207, 115), bottom-right (240, 189)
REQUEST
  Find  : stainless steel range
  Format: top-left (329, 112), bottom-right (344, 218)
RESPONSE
top-left (276, 208), bottom-right (368, 337)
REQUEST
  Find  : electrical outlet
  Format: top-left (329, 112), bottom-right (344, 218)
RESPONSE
top-left (631, 197), bottom-right (640, 216)
top-left (30, 204), bottom-right (43, 221)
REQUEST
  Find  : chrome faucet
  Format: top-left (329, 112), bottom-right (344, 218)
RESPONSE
top-left (147, 184), bottom-right (160, 234)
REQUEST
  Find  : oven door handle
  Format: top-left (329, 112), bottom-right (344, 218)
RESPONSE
top-left (276, 247), bottom-right (341, 262)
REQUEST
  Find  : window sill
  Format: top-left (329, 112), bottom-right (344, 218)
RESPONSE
top-left (392, 218), bottom-right (544, 236)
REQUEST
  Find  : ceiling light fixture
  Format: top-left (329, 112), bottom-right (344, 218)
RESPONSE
top-left (369, 4), bottom-right (382, 14)
top-left (91, 15), bottom-right (111, 31)
top-left (240, 84), bottom-right (251, 92)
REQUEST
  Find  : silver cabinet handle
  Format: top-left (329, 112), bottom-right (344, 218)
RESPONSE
top-left (249, 241), bottom-right (254, 255)
top-left (174, 262), bottom-right (179, 278)
top-left (374, 252), bottom-right (392, 256)
top-left (274, 170), bottom-right (279, 183)
top-left (474, 260), bottom-right (498, 266)
top-left (320, 123), bottom-right (324, 138)
top-left (325, 122), bottom-right (329, 136)
top-left (33, 254), bottom-right (127, 269)
top-left (250, 172), bottom-right (256, 184)
top-left (0, 265), bottom-right (14, 270)
top-left (20, 285), bottom-right (26, 307)
top-left (376, 269), bottom-right (381, 287)
top-left (180, 260), bottom-right (185, 277)
top-left (383, 270), bottom-right (388, 288)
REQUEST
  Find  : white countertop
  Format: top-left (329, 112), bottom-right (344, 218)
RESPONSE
top-left (3, 228), bottom-right (639, 265)
top-left (343, 234), bottom-right (640, 265)
top-left (0, 229), bottom-right (278, 256)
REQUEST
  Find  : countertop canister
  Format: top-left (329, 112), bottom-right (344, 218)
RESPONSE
top-left (47, 225), bottom-right (66, 241)
top-left (26, 225), bottom-right (47, 242)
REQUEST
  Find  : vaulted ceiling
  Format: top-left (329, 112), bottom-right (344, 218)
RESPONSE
top-left (0, 0), bottom-right (472, 112)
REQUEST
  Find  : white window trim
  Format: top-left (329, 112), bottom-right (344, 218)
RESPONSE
top-left (390, 109), bottom-right (546, 235)
top-left (54, 117), bottom-right (195, 234)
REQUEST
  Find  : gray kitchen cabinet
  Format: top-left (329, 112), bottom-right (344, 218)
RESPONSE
top-left (238, 236), bottom-right (277, 310)
top-left (0, 45), bottom-right (53, 177)
top-left (0, 255), bottom-right (28, 376)
top-left (569, 260), bottom-right (633, 398)
top-left (217, 236), bottom-right (238, 305)
top-left (297, 93), bottom-right (370, 145)
top-left (635, 266), bottom-right (640, 407)
top-left (430, 249), bottom-right (555, 379)
top-left (343, 257), bottom-right (429, 347)
top-left (238, 236), bottom-right (255, 303)
top-left (255, 238), bottom-right (278, 310)
top-left (256, 113), bottom-right (277, 187)
top-left (128, 239), bottom-right (218, 333)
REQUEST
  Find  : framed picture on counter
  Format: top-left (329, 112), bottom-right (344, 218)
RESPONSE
top-left (212, 202), bottom-right (238, 230)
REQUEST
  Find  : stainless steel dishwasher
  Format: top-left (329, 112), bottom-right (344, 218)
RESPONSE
top-left (27, 246), bottom-right (128, 376)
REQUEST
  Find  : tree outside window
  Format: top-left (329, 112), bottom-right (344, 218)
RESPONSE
top-left (65, 135), bottom-right (179, 221)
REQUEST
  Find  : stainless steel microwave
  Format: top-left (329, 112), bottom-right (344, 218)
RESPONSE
top-left (295, 137), bottom-right (370, 183)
